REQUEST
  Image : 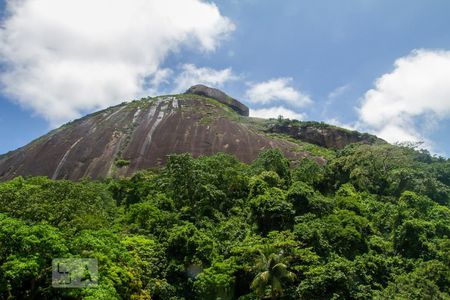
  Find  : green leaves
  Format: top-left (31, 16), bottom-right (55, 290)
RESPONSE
top-left (394, 219), bottom-right (436, 259)
top-left (249, 188), bottom-right (295, 235)
top-left (250, 252), bottom-right (296, 299)
top-left (297, 256), bottom-right (357, 299)
top-left (251, 148), bottom-right (291, 183)
top-left (292, 157), bottom-right (326, 187)
top-left (295, 209), bottom-right (372, 259)
top-left (194, 260), bottom-right (237, 300)
top-left (376, 260), bottom-right (450, 299)
top-left (0, 214), bottom-right (68, 298)
top-left (0, 177), bottom-right (117, 233)
top-left (1, 146), bottom-right (450, 299)
top-left (287, 181), bottom-right (333, 216)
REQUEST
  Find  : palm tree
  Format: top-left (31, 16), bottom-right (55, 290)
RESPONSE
top-left (251, 250), bottom-right (296, 300)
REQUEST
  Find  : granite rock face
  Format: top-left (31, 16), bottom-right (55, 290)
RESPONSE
top-left (0, 87), bottom-right (384, 181)
top-left (185, 84), bottom-right (249, 116)
top-left (267, 122), bottom-right (383, 149)
top-left (0, 94), bottom-right (306, 180)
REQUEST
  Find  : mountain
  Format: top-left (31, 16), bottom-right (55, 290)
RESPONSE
top-left (0, 85), bottom-right (382, 180)
top-left (1, 87), bottom-right (449, 300)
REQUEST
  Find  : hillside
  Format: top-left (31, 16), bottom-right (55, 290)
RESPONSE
top-left (0, 85), bottom-right (380, 181)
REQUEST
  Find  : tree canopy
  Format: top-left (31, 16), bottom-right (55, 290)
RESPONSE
top-left (0, 144), bottom-right (449, 299)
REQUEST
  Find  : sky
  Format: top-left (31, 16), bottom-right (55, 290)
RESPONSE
top-left (1, 0), bottom-right (450, 156)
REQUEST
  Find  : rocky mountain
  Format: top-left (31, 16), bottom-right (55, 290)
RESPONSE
top-left (0, 85), bottom-right (382, 180)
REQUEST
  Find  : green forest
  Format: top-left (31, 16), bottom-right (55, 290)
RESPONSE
top-left (0, 143), bottom-right (449, 299)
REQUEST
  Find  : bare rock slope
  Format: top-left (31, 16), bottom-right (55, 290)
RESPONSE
top-left (0, 85), bottom-right (380, 180)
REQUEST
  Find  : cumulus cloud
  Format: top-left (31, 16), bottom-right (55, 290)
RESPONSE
top-left (250, 106), bottom-right (306, 120)
top-left (0, 0), bottom-right (234, 125)
top-left (172, 64), bottom-right (238, 93)
top-left (358, 49), bottom-right (450, 147)
top-left (245, 78), bottom-right (312, 107)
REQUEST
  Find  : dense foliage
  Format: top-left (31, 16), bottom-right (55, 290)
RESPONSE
top-left (0, 143), bottom-right (449, 299)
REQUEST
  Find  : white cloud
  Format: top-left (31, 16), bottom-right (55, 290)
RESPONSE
top-left (250, 106), bottom-right (306, 120)
top-left (172, 64), bottom-right (238, 93)
top-left (325, 118), bottom-right (357, 131)
top-left (328, 84), bottom-right (350, 101)
top-left (321, 84), bottom-right (350, 117)
top-left (358, 49), bottom-right (450, 147)
top-left (149, 68), bottom-right (174, 90)
top-left (245, 78), bottom-right (312, 107)
top-left (0, 0), bottom-right (234, 126)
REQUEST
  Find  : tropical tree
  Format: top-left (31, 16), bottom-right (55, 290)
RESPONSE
top-left (252, 149), bottom-right (291, 184)
top-left (249, 188), bottom-right (295, 234)
top-left (251, 251), bottom-right (296, 299)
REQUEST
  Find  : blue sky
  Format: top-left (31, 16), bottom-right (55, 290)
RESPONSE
top-left (1, 0), bottom-right (450, 155)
